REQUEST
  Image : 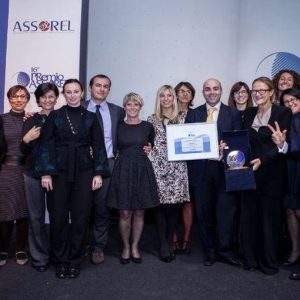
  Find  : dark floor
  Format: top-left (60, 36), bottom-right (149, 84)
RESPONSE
top-left (1, 224), bottom-right (300, 300)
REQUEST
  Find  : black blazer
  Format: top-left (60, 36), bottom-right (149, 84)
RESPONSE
top-left (243, 105), bottom-right (292, 197)
top-left (36, 106), bottom-right (109, 181)
top-left (82, 100), bottom-right (125, 156)
top-left (185, 102), bottom-right (241, 187)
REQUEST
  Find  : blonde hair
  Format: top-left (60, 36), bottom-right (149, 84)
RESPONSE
top-left (123, 92), bottom-right (144, 107)
top-left (154, 85), bottom-right (178, 121)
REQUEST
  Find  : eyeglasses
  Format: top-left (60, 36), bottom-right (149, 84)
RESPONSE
top-left (250, 89), bottom-right (270, 96)
top-left (234, 90), bottom-right (248, 97)
top-left (10, 94), bottom-right (27, 100)
top-left (283, 97), bottom-right (299, 105)
top-left (178, 89), bottom-right (192, 95)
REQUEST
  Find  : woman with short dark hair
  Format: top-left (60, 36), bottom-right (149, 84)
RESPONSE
top-left (0, 85), bottom-right (30, 267)
top-left (20, 82), bottom-right (59, 272)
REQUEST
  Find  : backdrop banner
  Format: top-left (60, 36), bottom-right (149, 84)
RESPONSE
top-left (3, 0), bottom-right (83, 112)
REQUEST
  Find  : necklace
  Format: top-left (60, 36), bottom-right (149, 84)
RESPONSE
top-left (65, 109), bottom-right (78, 135)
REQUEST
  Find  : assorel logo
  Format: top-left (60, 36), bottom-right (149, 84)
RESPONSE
top-left (13, 20), bottom-right (74, 32)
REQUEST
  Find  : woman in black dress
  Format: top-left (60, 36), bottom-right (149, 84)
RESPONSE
top-left (108, 92), bottom-right (159, 264)
top-left (241, 77), bottom-right (292, 275)
top-left (38, 79), bottom-right (108, 278)
top-left (172, 81), bottom-right (195, 255)
top-left (20, 82), bottom-right (58, 272)
top-left (0, 85), bottom-right (30, 267)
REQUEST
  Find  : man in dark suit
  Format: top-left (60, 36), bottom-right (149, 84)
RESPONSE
top-left (185, 78), bottom-right (241, 266)
top-left (83, 74), bottom-right (125, 264)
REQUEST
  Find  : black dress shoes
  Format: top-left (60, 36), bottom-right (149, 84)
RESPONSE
top-left (34, 265), bottom-right (48, 272)
top-left (203, 256), bottom-right (215, 266)
top-left (68, 265), bottom-right (80, 279)
top-left (56, 264), bottom-right (68, 279)
top-left (131, 256), bottom-right (142, 264)
top-left (220, 257), bottom-right (242, 267)
top-left (160, 256), bottom-right (172, 263)
top-left (289, 272), bottom-right (300, 280)
top-left (120, 257), bottom-right (130, 264)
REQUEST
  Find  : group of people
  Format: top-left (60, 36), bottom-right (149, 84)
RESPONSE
top-left (0, 70), bottom-right (300, 281)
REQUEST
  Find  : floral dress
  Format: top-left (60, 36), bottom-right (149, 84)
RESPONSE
top-left (147, 112), bottom-right (190, 204)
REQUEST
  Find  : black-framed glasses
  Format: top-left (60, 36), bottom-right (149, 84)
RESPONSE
top-left (250, 89), bottom-right (270, 96)
top-left (234, 90), bottom-right (248, 97)
top-left (10, 94), bottom-right (27, 100)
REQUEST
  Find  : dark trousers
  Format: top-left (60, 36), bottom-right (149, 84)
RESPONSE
top-left (154, 204), bottom-right (180, 258)
top-left (192, 160), bottom-right (237, 259)
top-left (241, 190), bottom-right (281, 274)
top-left (24, 174), bottom-right (50, 266)
top-left (0, 218), bottom-right (28, 253)
top-left (92, 158), bottom-right (114, 250)
top-left (47, 169), bottom-right (93, 265)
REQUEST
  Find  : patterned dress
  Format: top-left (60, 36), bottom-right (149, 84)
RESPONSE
top-left (0, 111), bottom-right (27, 221)
top-left (147, 112), bottom-right (190, 204)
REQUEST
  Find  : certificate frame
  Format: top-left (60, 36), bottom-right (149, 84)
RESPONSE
top-left (166, 122), bottom-right (219, 161)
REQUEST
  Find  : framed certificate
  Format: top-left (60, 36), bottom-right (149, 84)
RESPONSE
top-left (166, 122), bottom-right (219, 161)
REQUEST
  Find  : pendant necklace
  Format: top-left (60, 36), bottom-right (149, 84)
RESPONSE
top-left (65, 109), bottom-right (78, 135)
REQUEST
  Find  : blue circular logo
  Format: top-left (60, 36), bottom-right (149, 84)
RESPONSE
top-left (16, 72), bottom-right (30, 86)
top-left (226, 150), bottom-right (245, 169)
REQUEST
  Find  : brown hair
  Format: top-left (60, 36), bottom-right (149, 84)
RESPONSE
top-left (7, 85), bottom-right (30, 101)
top-left (228, 81), bottom-right (252, 109)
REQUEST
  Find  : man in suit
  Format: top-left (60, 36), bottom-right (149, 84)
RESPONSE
top-left (185, 78), bottom-right (241, 266)
top-left (83, 74), bottom-right (125, 264)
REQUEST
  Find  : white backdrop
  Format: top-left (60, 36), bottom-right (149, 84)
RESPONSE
top-left (87, 0), bottom-right (300, 119)
top-left (4, 0), bottom-right (83, 112)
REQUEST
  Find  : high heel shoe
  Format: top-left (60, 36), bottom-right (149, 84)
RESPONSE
top-left (171, 241), bottom-right (181, 254)
top-left (182, 241), bottom-right (191, 255)
top-left (283, 254), bottom-right (300, 266)
top-left (120, 256), bottom-right (130, 264)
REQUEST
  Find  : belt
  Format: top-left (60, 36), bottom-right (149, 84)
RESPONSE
top-left (3, 155), bottom-right (26, 166)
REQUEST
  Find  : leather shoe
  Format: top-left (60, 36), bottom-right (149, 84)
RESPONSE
top-left (220, 257), bottom-right (241, 267)
top-left (91, 249), bottom-right (104, 264)
top-left (160, 256), bottom-right (172, 263)
top-left (68, 265), bottom-right (80, 279)
top-left (289, 272), bottom-right (300, 280)
top-left (243, 265), bottom-right (257, 272)
top-left (131, 256), bottom-right (142, 264)
top-left (34, 265), bottom-right (48, 272)
top-left (56, 264), bottom-right (68, 279)
top-left (203, 257), bottom-right (215, 266)
top-left (120, 257), bottom-right (130, 264)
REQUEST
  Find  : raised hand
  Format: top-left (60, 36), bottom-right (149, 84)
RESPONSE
top-left (268, 121), bottom-right (287, 148)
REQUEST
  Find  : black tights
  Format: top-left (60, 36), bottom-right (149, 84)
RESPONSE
top-left (0, 218), bottom-right (28, 253)
top-left (154, 204), bottom-right (180, 258)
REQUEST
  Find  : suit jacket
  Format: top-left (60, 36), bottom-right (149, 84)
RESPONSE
top-left (36, 106), bottom-right (109, 181)
top-left (185, 102), bottom-right (241, 187)
top-left (82, 100), bottom-right (125, 156)
top-left (243, 105), bottom-right (292, 197)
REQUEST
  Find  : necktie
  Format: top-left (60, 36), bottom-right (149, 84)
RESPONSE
top-left (206, 107), bottom-right (217, 122)
top-left (95, 104), bottom-right (103, 128)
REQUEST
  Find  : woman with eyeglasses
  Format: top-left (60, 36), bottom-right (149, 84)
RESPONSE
top-left (228, 82), bottom-right (252, 120)
top-left (37, 79), bottom-right (109, 278)
top-left (20, 82), bottom-right (59, 272)
top-left (171, 82), bottom-right (195, 255)
top-left (272, 69), bottom-right (300, 105)
top-left (0, 85), bottom-right (30, 267)
top-left (241, 77), bottom-right (292, 275)
top-left (278, 88), bottom-right (300, 270)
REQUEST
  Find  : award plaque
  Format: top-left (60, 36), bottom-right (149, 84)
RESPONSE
top-left (222, 130), bottom-right (256, 192)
